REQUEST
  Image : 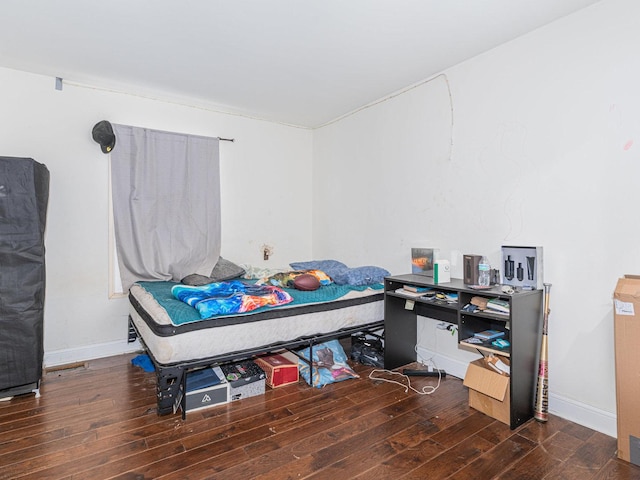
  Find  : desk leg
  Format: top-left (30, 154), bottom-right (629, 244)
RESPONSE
top-left (384, 296), bottom-right (417, 370)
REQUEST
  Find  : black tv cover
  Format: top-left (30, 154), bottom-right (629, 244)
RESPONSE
top-left (0, 157), bottom-right (50, 393)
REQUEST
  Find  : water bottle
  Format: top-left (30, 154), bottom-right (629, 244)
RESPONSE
top-left (478, 256), bottom-right (491, 287)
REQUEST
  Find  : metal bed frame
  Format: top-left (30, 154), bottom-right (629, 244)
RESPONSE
top-left (129, 317), bottom-right (384, 418)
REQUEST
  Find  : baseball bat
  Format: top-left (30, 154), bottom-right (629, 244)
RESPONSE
top-left (534, 283), bottom-right (552, 422)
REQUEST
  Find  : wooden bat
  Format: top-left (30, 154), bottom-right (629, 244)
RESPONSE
top-left (534, 283), bottom-right (552, 422)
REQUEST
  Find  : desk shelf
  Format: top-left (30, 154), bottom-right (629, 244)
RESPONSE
top-left (384, 274), bottom-right (542, 429)
top-left (459, 337), bottom-right (511, 357)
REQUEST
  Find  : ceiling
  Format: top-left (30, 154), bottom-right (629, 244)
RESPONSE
top-left (1, 0), bottom-right (601, 128)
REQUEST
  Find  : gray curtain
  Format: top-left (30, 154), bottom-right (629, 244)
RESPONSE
top-left (110, 124), bottom-right (221, 291)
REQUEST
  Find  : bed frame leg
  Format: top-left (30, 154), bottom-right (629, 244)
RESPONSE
top-left (155, 365), bottom-right (184, 416)
top-left (127, 317), bottom-right (138, 343)
top-left (304, 340), bottom-right (313, 384)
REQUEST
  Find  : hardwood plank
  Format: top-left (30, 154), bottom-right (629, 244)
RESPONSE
top-left (316, 420), bottom-right (441, 480)
top-left (398, 433), bottom-right (497, 479)
top-left (445, 433), bottom-right (537, 479)
top-left (429, 410), bottom-right (497, 449)
top-left (495, 444), bottom-right (563, 480)
top-left (592, 459), bottom-right (640, 480)
top-left (0, 353), bottom-right (639, 480)
top-left (543, 431), bottom-right (620, 480)
top-left (295, 411), bottom-right (426, 479)
top-left (209, 409), bottom-right (408, 478)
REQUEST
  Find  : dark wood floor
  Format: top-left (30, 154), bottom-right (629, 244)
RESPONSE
top-left (1, 353), bottom-right (639, 480)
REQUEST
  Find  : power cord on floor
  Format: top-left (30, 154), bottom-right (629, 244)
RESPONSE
top-left (368, 363), bottom-right (442, 395)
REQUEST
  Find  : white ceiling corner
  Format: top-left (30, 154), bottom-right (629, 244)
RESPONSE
top-left (0, 0), bottom-right (602, 128)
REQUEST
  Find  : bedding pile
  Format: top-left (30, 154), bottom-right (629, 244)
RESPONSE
top-left (163, 258), bottom-right (390, 323)
top-left (171, 280), bottom-right (292, 319)
top-left (136, 280), bottom-right (384, 327)
top-left (241, 259), bottom-right (390, 287)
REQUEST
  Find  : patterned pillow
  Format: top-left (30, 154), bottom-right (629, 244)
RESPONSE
top-left (297, 339), bottom-right (359, 388)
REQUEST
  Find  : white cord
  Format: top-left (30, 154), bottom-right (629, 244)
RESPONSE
top-left (368, 368), bottom-right (441, 395)
top-left (415, 349), bottom-right (439, 372)
top-left (415, 346), bottom-right (430, 367)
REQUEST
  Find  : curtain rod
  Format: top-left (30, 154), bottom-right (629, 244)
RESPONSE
top-left (219, 137), bottom-right (234, 142)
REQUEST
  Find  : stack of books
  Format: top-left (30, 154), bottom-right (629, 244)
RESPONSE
top-left (433, 291), bottom-right (458, 304)
top-left (486, 298), bottom-right (510, 315)
top-left (395, 285), bottom-right (431, 298)
top-left (186, 366), bottom-right (224, 391)
top-left (473, 329), bottom-right (505, 341)
top-left (403, 285), bottom-right (431, 293)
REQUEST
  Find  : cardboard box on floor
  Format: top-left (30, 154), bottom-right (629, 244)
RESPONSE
top-left (178, 366), bottom-right (229, 413)
top-left (255, 352), bottom-right (299, 388)
top-left (463, 356), bottom-right (511, 426)
top-left (221, 360), bottom-right (266, 401)
top-left (613, 275), bottom-right (640, 466)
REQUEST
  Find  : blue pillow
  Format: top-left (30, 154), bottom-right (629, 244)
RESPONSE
top-left (289, 260), bottom-right (390, 286)
top-left (332, 266), bottom-right (390, 286)
top-left (289, 260), bottom-right (348, 278)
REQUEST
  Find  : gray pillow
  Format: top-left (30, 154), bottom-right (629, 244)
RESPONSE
top-left (181, 257), bottom-right (246, 286)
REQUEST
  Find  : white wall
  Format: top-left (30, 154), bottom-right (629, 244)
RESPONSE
top-left (2, 0), bottom-right (634, 437)
top-left (314, 0), bottom-right (639, 436)
top-left (0, 67), bottom-right (313, 365)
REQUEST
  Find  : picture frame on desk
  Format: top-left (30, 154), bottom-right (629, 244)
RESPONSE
top-left (411, 248), bottom-right (438, 276)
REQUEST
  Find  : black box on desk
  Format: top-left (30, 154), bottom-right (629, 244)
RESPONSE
top-left (221, 360), bottom-right (266, 401)
top-left (501, 246), bottom-right (543, 290)
top-left (463, 254), bottom-right (482, 285)
top-left (181, 366), bottom-right (229, 412)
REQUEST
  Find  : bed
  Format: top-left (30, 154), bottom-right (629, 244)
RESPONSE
top-left (128, 263), bottom-right (387, 416)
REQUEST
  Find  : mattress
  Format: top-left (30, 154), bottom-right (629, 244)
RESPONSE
top-left (129, 282), bottom-right (384, 366)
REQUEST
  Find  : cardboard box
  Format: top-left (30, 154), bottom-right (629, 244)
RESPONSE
top-left (221, 360), bottom-right (266, 401)
top-left (179, 366), bottom-right (229, 412)
top-left (463, 357), bottom-right (511, 425)
top-left (501, 246), bottom-right (543, 290)
top-left (255, 353), bottom-right (299, 388)
top-left (613, 275), bottom-right (640, 466)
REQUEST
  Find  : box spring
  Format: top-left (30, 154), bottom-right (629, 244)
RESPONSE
top-left (130, 283), bottom-right (383, 366)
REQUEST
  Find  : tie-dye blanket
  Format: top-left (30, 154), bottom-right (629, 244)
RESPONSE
top-left (171, 280), bottom-right (293, 319)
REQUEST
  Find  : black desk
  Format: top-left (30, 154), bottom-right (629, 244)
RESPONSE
top-left (383, 274), bottom-right (543, 428)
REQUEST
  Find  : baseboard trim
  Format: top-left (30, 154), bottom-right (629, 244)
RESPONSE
top-left (548, 392), bottom-right (616, 438)
top-left (415, 346), bottom-right (470, 380)
top-left (44, 340), bottom-right (142, 368)
top-left (416, 346), bottom-right (617, 438)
